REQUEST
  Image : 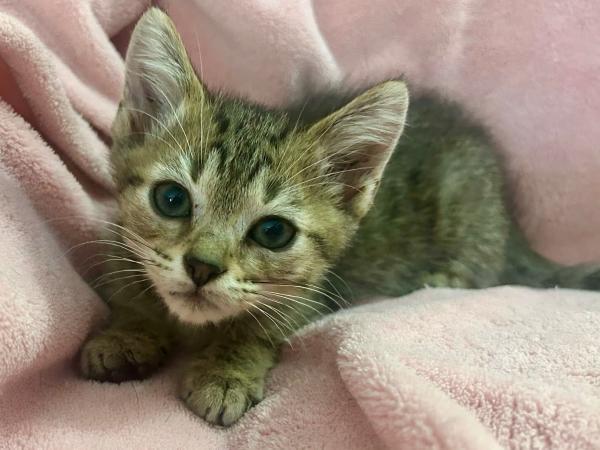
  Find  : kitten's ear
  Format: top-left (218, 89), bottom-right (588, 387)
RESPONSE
top-left (308, 81), bottom-right (409, 217)
top-left (113, 8), bottom-right (203, 137)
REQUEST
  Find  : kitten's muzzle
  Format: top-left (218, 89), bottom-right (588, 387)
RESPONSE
top-left (184, 255), bottom-right (225, 287)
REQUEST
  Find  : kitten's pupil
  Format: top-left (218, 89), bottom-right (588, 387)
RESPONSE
top-left (250, 217), bottom-right (295, 250)
top-left (263, 220), bottom-right (283, 238)
top-left (165, 189), bottom-right (183, 206)
top-left (152, 182), bottom-right (191, 218)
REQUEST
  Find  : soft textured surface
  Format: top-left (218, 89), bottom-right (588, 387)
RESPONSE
top-left (0, 0), bottom-right (599, 448)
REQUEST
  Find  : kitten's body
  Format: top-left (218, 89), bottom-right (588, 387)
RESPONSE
top-left (80, 8), bottom-right (600, 427)
top-left (335, 96), bottom-right (600, 297)
top-left (333, 95), bottom-right (509, 297)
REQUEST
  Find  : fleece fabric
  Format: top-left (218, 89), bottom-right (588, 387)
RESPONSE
top-left (0, 1), bottom-right (599, 448)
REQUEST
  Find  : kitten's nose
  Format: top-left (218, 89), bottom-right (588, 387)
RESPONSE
top-left (184, 255), bottom-right (224, 287)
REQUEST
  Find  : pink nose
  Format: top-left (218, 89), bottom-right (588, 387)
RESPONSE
top-left (184, 255), bottom-right (224, 287)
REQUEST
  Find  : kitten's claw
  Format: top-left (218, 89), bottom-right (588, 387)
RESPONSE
top-left (80, 330), bottom-right (169, 383)
top-left (180, 368), bottom-right (264, 426)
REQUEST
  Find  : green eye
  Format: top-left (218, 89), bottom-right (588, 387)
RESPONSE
top-left (152, 182), bottom-right (191, 218)
top-left (249, 216), bottom-right (296, 250)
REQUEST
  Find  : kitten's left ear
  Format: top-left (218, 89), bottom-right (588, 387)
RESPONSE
top-left (308, 81), bottom-right (409, 218)
top-left (113, 7), bottom-right (204, 137)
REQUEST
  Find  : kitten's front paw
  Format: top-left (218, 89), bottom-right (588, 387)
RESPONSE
top-left (80, 330), bottom-right (169, 383)
top-left (180, 365), bottom-right (264, 426)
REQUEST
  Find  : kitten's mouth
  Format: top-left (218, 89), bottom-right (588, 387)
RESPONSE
top-left (168, 290), bottom-right (218, 308)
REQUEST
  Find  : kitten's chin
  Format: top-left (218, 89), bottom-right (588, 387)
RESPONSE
top-left (165, 298), bottom-right (227, 325)
top-left (156, 288), bottom-right (242, 326)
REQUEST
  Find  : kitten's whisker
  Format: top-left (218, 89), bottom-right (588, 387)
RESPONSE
top-left (261, 283), bottom-right (344, 310)
top-left (322, 276), bottom-right (347, 305)
top-left (300, 282), bottom-right (350, 308)
top-left (253, 293), bottom-right (308, 328)
top-left (81, 256), bottom-right (157, 280)
top-left (243, 301), bottom-right (281, 345)
top-left (93, 273), bottom-right (148, 289)
top-left (81, 253), bottom-right (149, 267)
top-left (90, 267), bottom-right (148, 286)
top-left (254, 299), bottom-right (298, 335)
top-left (43, 214), bottom-right (145, 251)
top-left (107, 278), bottom-right (152, 303)
top-left (96, 220), bottom-right (157, 254)
top-left (88, 239), bottom-right (147, 258)
top-left (120, 236), bottom-right (157, 260)
top-left (83, 242), bottom-right (151, 267)
top-left (56, 215), bottom-right (158, 257)
top-left (54, 215), bottom-right (159, 259)
top-left (90, 225), bottom-right (165, 266)
top-left (131, 281), bottom-right (157, 301)
top-left (251, 296), bottom-right (310, 351)
top-left (255, 303), bottom-right (297, 340)
top-left (326, 269), bottom-right (354, 302)
top-left (260, 290), bottom-right (331, 316)
top-left (242, 302), bottom-right (275, 349)
top-left (63, 239), bottom-right (148, 262)
top-left (251, 302), bottom-right (291, 345)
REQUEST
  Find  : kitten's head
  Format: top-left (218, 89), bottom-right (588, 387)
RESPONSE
top-left (111, 8), bottom-right (409, 325)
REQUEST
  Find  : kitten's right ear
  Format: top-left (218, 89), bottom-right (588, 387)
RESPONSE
top-left (306, 81), bottom-right (409, 218)
top-left (113, 8), bottom-right (204, 137)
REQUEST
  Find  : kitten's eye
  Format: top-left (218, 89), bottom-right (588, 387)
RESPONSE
top-left (249, 216), bottom-right (296, 250)
top-left (152, 182), bottom-right (191, 218)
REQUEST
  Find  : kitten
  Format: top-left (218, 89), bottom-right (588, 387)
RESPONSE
top-left (80, 7), bottom-right (600, 427)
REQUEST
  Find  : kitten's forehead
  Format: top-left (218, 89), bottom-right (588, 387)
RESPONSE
top-left (180, 97), bottom-right (297, 211)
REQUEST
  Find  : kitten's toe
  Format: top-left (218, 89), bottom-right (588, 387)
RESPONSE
top-left (180, 369), bottom-right (264, 427)
top-left (80, 330), bottom-right (168, 383)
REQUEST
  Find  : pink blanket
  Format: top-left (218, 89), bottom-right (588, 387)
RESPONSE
top-left (1, 1), bottom-right (599, 448)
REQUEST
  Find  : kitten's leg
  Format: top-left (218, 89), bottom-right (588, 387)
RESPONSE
top-left (180, 296), bottom-right (324, 427)
top-left (179, 317), bottom-right (278, 427)
top-left (80, 292), bottom-right (173, 383)
top-left (425, 143), bottom-right (511, 289)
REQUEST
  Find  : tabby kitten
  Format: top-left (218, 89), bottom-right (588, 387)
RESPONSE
top-left (80, 8), bottom-right (600, 427)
